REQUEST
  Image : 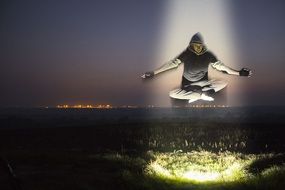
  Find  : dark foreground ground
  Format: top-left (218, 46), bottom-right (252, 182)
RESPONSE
top-left (0, 106), bottom-right (285, 190)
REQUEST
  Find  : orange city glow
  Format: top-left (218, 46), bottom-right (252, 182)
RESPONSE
top-left (56, 104), bottom-right (112, 109)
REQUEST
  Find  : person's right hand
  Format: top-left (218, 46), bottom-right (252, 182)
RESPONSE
top-left (141, 71), bottom-right (154, 79)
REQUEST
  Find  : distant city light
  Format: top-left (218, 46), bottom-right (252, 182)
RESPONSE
top-left (49, 104), bottom-right (229, 109)
top-left (55, 104), bottom-right (112, 109)
top-left (172, 104), bottom-right (229, 108)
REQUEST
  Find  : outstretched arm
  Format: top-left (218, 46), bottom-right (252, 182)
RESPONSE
top-left (211, 61), bottom-right (252, 77)
top-left (141, 58), bottom-right (182, 79)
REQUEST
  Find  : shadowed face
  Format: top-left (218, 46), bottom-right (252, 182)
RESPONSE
top-left (191, 43), bottom-right (203, 54)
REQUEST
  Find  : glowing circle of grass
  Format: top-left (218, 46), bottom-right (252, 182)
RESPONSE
top-left (145, 151), bottom-right (277, 184)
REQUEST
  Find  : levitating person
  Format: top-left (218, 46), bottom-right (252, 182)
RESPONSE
top-left (142, 33), bottom-right (252, 103)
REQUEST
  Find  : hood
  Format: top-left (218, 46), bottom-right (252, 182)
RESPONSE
top-left (188, 32), bottom-right (207, 55)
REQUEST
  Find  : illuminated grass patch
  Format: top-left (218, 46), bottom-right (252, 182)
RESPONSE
top-left (146, 151), bottom-right (285, 184)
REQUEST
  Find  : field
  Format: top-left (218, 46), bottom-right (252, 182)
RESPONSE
top-left (0, 106), bottom-right (285, 190)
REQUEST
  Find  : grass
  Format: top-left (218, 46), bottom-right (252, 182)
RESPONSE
top-left (1, 107), bottom-right (285, 189)
top-left (103, 150), bottom-right (285, 190)
top-left (4, 149), bottom-right (285, 190)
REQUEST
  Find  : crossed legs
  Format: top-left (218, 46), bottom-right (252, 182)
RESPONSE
top-left (169, 79), bottom-right (227, 103)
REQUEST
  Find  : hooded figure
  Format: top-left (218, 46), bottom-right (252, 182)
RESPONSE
top-left (142, 33), bottom-right (252, 103)
top-left (179, 32), bottom-right (217, 84)
top-left (188, 32), bottom-right (207, 55)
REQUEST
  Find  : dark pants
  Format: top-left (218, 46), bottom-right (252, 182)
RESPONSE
top-left (181, 73), bottom-right (208, 91)
top-left (181, 73), bottom-right (215, 95)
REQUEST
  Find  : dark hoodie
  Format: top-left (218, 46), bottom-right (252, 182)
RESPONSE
top-left (178, 33), bottom-right (218, 82)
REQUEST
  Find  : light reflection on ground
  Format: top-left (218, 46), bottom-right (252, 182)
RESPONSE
top-left (146, 151), bottom-right (284, 183)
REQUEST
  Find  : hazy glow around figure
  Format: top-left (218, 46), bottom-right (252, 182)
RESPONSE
top-left (152, 0), bottom-right (242, 106)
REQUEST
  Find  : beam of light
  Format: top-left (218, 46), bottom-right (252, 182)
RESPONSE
top-left (151, 0), bottom-right (243, 106)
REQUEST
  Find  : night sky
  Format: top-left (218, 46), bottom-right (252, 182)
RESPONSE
top-left (231, 0), bottom-right (285, 106)
top-left (1, 0), bottom-right (285, 107)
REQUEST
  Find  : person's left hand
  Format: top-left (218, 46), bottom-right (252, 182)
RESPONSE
top-left (239, 68), bottom-right (252, 77)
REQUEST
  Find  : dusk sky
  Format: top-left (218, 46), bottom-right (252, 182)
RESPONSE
top-left (1, 0), bottom-right (285, 107)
